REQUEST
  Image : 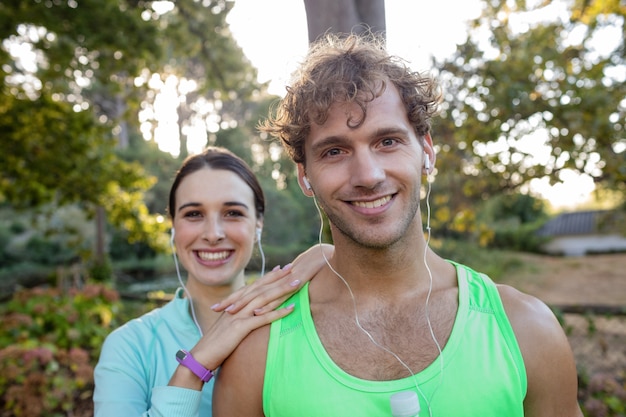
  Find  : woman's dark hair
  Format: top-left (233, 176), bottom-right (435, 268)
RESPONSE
top-left (168, 146), bottom-right (265, 220)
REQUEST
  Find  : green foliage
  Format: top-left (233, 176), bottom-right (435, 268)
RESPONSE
top-left (116, 137), bottom-right (182, 217)
top-left (88, 259), bottom-right (114, 283)
top-left (1, 204), bottom-right (94, 269)
top-left (430, 238), bottom-right (525, 280)
top-left (1, 94), bottom-right (109, 206)
top-left (0, 344), bottom-right (94, 417)
top-left (472, 192), bottom-right (550, 252)
top-left (0, 265), bottom-right (55, 303)
top-left (431, 0), bottom-right (625, 236)
top-left (0, 284), bottom-right (150, 417)
top-left (0, 0), bottom-right (260, 261)
top-left (488, 222), bottom-right (549, 253)
top-left (579, 372), bottom-right (626, 417)
top-left (0, 286), bottom-right (121, 359)
top-left (0, 225), bottom-right (16, 266)
top-left (24, 235), bottom-right (72, 264)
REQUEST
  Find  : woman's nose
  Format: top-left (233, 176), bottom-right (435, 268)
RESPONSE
top-left (203, 219), bottom-right (225, 244)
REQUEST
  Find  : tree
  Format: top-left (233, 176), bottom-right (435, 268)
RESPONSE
top-left (0, 0), bottom-right (166, 258)
top-left (429, 0), bottom-right (625, 239)
top-left (0, 0), bottom-right (265, 263)
top-left (303, 0), bottom-right (386, 42)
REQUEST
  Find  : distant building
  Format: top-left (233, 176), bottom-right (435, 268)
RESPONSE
top-left (537, 210), bottom-right (626, 256)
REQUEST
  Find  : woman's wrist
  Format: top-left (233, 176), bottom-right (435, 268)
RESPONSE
top-left (169, 363), bottom-right (205, 390)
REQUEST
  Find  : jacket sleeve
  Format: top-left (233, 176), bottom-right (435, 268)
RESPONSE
top-left (93, 324), bottom-right (203, 417)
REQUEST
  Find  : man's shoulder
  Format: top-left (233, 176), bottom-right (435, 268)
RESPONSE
top-left (240, 322), bottom-right (272, 350)
top-left (496, 283), bottom-right (571, 362)
top-left (213, 324), bottom-right (269, 416)
top-left (497, 283), bottom-right (556, 325)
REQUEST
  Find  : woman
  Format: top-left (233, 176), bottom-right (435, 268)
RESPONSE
top-left (93, 147), bottom-right (329, 416)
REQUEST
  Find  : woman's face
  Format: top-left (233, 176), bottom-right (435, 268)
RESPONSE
top-left (172, 167), bottom-right (260, 290)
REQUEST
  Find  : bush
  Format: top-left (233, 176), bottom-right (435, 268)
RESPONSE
top-left (0, 284), bottom-right (148, 417)
top-left (431, 238), bottom-right (525, 280)
top-left (489, 222), bottom-right (548, 253)
top-left (579, 371), bottom-right (626, 416)
top-left (0, 345), bottom-right (94, 417)
top-left (0, 263), bottom-right (55, 300)
top-left (25, 236), bottom-right (75, 265)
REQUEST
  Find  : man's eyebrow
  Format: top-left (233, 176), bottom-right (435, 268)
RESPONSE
top-left (310, 126), bottom-right (411, 153)
top-left (310, 135), bottom-right (346, 154)
top-left (372, 126), bottom-right (411, 138)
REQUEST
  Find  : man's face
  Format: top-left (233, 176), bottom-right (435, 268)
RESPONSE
top-left (299, 85), bottom-right (431, 249)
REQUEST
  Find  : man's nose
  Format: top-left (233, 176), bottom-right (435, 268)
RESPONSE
top-left (350, 151), bottom-right (385, 188)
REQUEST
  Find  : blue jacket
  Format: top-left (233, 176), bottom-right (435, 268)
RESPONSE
top-left (94, 288), bottom-right (212, 417)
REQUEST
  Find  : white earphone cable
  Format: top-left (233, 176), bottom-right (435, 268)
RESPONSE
top-left (423, 175), bottom-right (445, 404)
top-left (311, 174), bottom-right (444, 415)
top-left (170, 232), bottom-right (203, 336)
top-left (257, 231), bottom-right (266, 277)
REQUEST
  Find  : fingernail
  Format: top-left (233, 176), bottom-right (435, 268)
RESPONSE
top-left (272, 265), bottom-right (281, 272)
top-left (253, 308), bottom-right (262, 315)
top-left (225, 304), bottom-right (235, 312)
top-left (286, 303), bottom-right (295, 310)
top-left (290, 279), bottom-right (301, 287)
top-left (210, 303), bottom-right (220, 310)
top-left (282, 263), bottom-right (293, 271)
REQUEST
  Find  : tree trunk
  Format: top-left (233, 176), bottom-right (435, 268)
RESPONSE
top-left (303, 0), bottom-right (386, 43)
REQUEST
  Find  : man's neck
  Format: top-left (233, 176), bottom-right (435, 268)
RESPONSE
top-left (322, 236), bottom-right (433, 297)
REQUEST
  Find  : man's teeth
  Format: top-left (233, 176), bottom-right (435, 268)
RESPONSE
top-left (198, 251), bottom-right (229, 261)
top-left (352, 195), bottom-right (391, 209)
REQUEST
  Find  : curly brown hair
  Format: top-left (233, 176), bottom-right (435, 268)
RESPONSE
top-left (259, 31), bottom-right (442, 165)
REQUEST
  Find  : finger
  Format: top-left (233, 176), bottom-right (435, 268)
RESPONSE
top-left (192, 303), bottom-right (295, 368)
top-left (248, 281), bottom-right (304, 316)
top-left (225, 272), bottom-right (301, 315)
top-left (212, 265), bottom-right (286, 312)
top-left (212, 264), bottom-right (293, 312)
top-left (251, 303), bottom-right (295, 323)
top-left (252, 298), bottom-right (290, 316)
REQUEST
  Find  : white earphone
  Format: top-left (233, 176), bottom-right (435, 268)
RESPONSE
top-left (170, 227), bottom-right (176, 246)
top-left (303, 176), bottom-right (312, 191)
top-left (256, 227), bottom-right (262, 240)
top-left (424, 154), bottom-right (431, 172)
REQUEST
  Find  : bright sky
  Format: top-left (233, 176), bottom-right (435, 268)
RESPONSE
top-left (227, 0), bottom-right (482, 96)
top-left (225, 0), bottom-right (597, 210)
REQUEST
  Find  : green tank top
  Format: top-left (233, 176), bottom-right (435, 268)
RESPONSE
top-left (264, 262), bottom-right (526, 416)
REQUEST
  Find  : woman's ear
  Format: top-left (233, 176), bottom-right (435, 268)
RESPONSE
top-left (255, 218), bottom-right (264, 241)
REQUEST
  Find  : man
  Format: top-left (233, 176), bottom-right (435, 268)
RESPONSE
top-left (213, 32), bottom-right (582, 416)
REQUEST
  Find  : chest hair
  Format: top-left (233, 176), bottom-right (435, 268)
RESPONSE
top-left (311, 289), bottom-right (458, 380)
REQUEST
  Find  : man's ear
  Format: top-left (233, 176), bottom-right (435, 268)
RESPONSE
top-left (297, 164), bottom-right (314, 197)
top-left (423, 133), bottom-right (436, 174)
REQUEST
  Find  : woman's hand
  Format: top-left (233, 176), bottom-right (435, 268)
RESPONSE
top-left (212, 243), bottom-right (334, 315)
top-left (168, 265), bottom-right (298, 390)
top-left (168, 244), bottom-right (335, 390)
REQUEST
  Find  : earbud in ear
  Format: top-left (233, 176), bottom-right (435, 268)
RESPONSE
top-left (424, 154), bottom-right (431, 172)
top-left (170, 228), bottom-right (176, 247)
top-left (256, 227), bottom-right (262, 240)
top-left (303, 176), bottom-right (312, 191)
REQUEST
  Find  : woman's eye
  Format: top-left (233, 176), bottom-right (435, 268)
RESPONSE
top-left (183, 210), bottom-right (202, 218)
top-left (225, 210), bottom-right (245, 218)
